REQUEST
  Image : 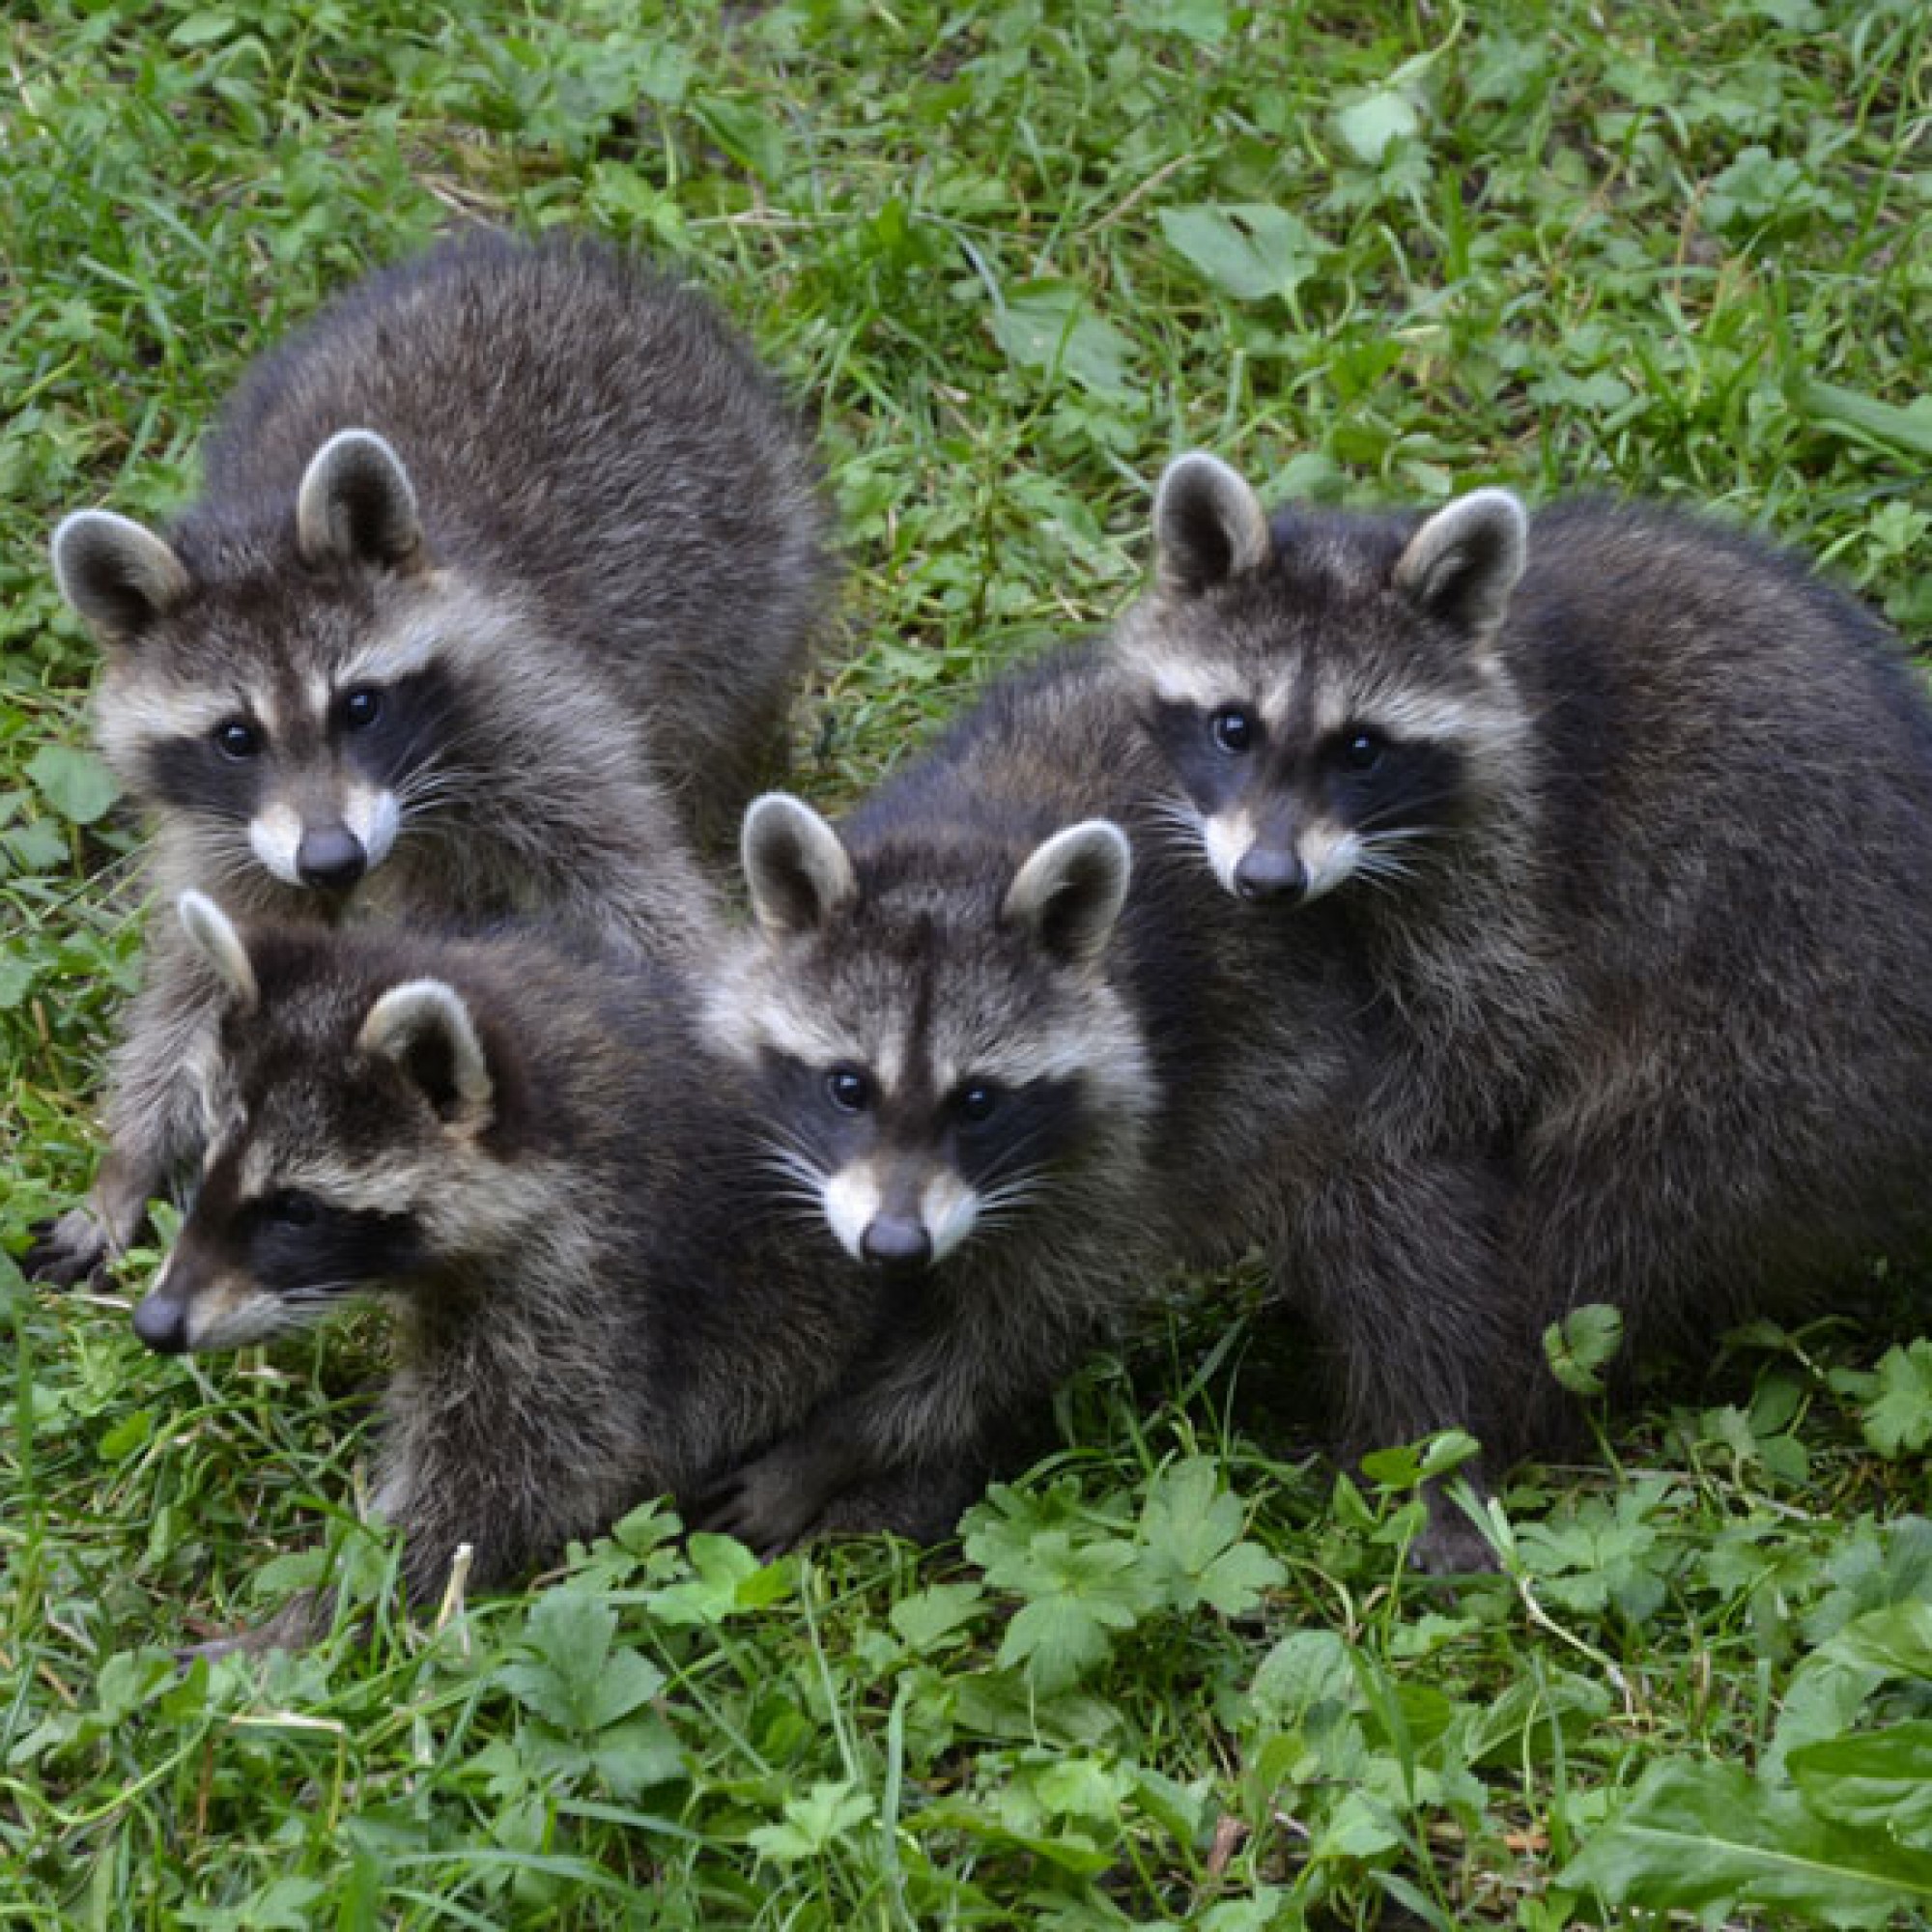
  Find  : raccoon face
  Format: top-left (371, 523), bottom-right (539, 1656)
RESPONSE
top-left (714, 795), bottom-right (1148, 1272)
top-left (1118, 453), bottom-right (1530, 907)
top-left (133, 895), bottom-right (502, 1354)
top-left (54, 432), bottom-right (473, 903)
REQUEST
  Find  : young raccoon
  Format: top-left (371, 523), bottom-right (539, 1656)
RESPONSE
top-left (138, 894), bottom-right (884, 1615)
top-left (35, 229), bottom-right (833, 1284)
top-left (696, 652), bottom-right (1355, 1551)
top-left (1114, 453), bottom-right (1932, 1548)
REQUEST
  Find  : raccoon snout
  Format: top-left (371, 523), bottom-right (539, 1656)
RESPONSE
top-left (1233, 845), bottom-right (1307, 904)
top-left (131, 1289), bottom-right (190, 1354)
top-left (860, 1213), bottom-right (933, 1268)
top-left (297, 824), bottom-right (369, 891)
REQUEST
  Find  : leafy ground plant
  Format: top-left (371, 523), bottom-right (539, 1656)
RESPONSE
top-left (4, 0), bottom-right (1930, 1923)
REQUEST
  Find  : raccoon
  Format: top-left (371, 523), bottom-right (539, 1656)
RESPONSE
top-left (1113, 452), bottom-right (1932, 1552)
top-left (137, 894), bottom-right (885, 1615)
top-left (695, 652), bottom-right (1356, 1551)
top-left (33, 229), bottom-right (833, 1284)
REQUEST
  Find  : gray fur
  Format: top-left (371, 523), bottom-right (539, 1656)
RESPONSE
top-left (1152, 454), bottom-right (1272, 593)
top-left (295, 430), bottom-right (425, 573)
top-left (178, 891), bottom-right (258, 1011)
top-left (52, 511), bottom-right (191, 639)
top-left (33, 229), bottom-right (834, 1287)
top-left (1392, 489), bottom-right (1526, 641)
top-left (1115, 456), bottom-right (1932, 1559)
top-left (1001, 820), bottom-right (1132, 973)
top-left (742, 791), bottom-right (860, 935)
top-left (133, 910), bottom-right (883, 1612)
top-left (697, 651), bottom-right (1357, 1549)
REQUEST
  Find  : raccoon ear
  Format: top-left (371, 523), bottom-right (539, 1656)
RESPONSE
top-left (297, 430), bottom-right (428, 576)
top-left (1152, 453), bottom-right (1272, 594)
top-left (1003, 820), bottom-right (1133, 975)
top-left (1394, 489), bottom-right (1527, 641)
top-left (741, 792), bottom-right (858, 937)
top-left (356, 980), bottom-right (495, 1130)
top-left (176, 892), bottom-right (260, 1012)
top-left (51, 511), bottom-right (192, 643)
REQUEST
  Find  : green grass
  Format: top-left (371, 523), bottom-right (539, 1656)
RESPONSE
top-left (5, 0), bottom-right (1932, 1923)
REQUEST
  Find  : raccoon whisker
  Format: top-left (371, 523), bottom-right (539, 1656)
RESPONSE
top-left (972, 1129), bottom-right (1060, 1193)
top-left (975, 1169), bottom-right (1052, 1218)
top-left (1144, 798), bottom-right (1209, 850)
top-left (753, 1158), bottom-right (830, 1208)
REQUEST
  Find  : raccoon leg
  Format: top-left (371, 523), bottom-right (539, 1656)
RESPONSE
top-left (1278, 1151), bottom-right (1522, 1573)
top-left (693, 1418), bottom-right (995, 1555)
top-left (27, 934), bottom-right (215, 1288)
top-left (176, 1587), bottom-right (334, 1663)
top-left (689, 1417), bottom-right (876, 1556)
top-left (806, 1457), bottom-right (990, 1547)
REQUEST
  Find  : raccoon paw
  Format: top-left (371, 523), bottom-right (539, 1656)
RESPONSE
top-left (23, 1207), bottom-right (114, 1289)
top-left (690, 1447), bottom-right (853, 1558)
top-left (175, 1588), bottom-right (332, 1664)
top-left (1408, 1491), bottom-right (1501, 1577)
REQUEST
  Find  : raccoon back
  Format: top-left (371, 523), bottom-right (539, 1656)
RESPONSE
top-left (193, 230), bottom-right (833, 827)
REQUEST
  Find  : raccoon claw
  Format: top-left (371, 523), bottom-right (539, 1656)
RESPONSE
top-left (688, 1465), bottom-right (818, 1559)
top-left (23, 1208), bottom-right (114, 1290)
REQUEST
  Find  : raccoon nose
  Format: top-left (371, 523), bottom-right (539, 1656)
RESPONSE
top-left (131, 1292), bottom-right (189, 1354)
top-left (1233, 846), bottom-right (1307, 904)
top-left (297, 824), bottom-right (368, 891)
top-left (860, 1214), bottom-right (933, 1268)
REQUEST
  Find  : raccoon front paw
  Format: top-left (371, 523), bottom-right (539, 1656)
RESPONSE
top-left (1408, 1488), bottom-right (1501, 1577)
top-left (23, 1207), bottom-right (115, 1289)
top-left (690, 1447), bottom-right (852, 1557)
top-left (696, 1453), bottom-right (838, 1546)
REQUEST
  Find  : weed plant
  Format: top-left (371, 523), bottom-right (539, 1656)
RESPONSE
top-left (3, 1), bottom-right (1930, 1923)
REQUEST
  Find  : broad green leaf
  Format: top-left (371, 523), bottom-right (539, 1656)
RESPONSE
top-left (1246, 1630), bottom-right (1356, 1735)
top-left (1544, 1302), bottom-right (1625, 1396)
top-left (1122, 0), bottom-right (1228, 42)
top-left (1334, 89), bottom-right (1421, 164)
top-left (3, 819), bottom-right (68, 871)
top-left (1789, 1723), bottom-right (1932, 1841)
top-left (497, 1588), bottom-right (664, 1733)
top-left (1157, 203), bottom-right (1322, 304)
top-left (989, 281), bottom-right (1137, 401)
top-left (586, 1714), bottom-right (683, 1799)
top-left (748, 1779), bottom-right (874, 1861)
top-left (1139, 1457), bottom-right (1286, 1615)
top-left (691, 96), bottom-right (784, 183)
top-left (1793, 381), bottom-right (1932, 464)
top-left (1858, 1340), bottom-right (1932, 1458)
top-left (0, 950), bottom-right (34, 1010)
top-left (999, 1584), bottom-right (1138, 1690)
top-left (647, 1532), bottom-right (770, 1625)
top-left (1824, 1600), bottom-right (1932, 1681)
top-left (889, 1580), bottom-right (984, 1652)
top-left (1560, 1760), bottom-right (1932, 1925)
top-left (1312, 1789), bottom-right (1404, 1861)
top-left (28, 745), bottom-right (119, 826)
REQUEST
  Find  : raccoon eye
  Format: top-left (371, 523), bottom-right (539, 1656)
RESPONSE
top-left (953, 1083), bottom-right (1001, 1124)
top-left (338, 686), bottom-right (384, 731)
top-left (213, 715), bottom-right (264, 760)
top-left (824, 1066), bottom-right (872, 1114)
top-left (1340, 729), bottom-right (1386, 773)
top-left (1210, 706), bottom-right (1257, 754)
top-left (260, 1189), bottom-right (319, 1228)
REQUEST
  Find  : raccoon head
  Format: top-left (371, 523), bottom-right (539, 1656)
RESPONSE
top-left (131, 893), bottom-right (515, 1355)
top-left (53, 431), bottom-right (484, 905)
top-left (1116, 451), bottom-right (1530, 906)
top-left (712, 793), bottom-right (1149, 1273)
